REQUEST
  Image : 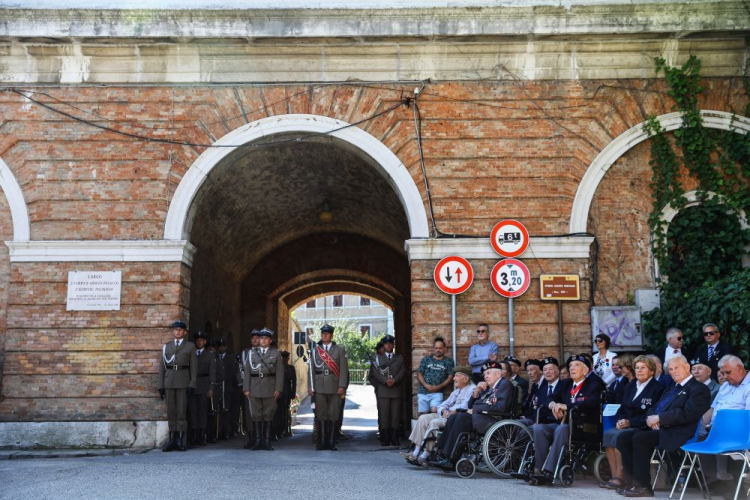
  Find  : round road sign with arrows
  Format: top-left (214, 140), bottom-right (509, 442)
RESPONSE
top-left (434, 256), bottom-right (474, 295)
top-left (491, 258), bottom-right (531, 298)
top-left (490, 219), bottom-right (530, 258)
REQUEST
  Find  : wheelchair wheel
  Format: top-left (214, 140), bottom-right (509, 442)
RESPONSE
top-left (593, 453), bottom-right (612, 483)
top-left (559, 464), bottom-right (575, 487)
top-left (456, 457), bottom-right (476, 479)
top-left (482, 419), bottom-right (533, 479)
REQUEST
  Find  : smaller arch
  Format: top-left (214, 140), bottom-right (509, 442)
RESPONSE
top-left (655, 190), bottom-right (749, 278)
top-left (570, 110), bottom-right (750, 233)
top-left (0, 157), bottom-right (30, 241)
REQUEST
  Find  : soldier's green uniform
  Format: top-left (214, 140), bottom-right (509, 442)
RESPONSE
top-left (243, 328), bottom-right (284, 450)
top-left (309, 324), bottom-right (349, 451)
top-left (157, 321), bottom-right (197, 452)
top-left (188, 331), bottom-right (215, 446)
top-left (371, 335), bottom-right (406, 446)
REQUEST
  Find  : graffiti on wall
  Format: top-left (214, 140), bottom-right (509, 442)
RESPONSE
top-left (591, 306), bottom-right (642, 350)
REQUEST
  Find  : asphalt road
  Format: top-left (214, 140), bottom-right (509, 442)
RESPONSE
top-left (0, 386), bottom-right (733, 500)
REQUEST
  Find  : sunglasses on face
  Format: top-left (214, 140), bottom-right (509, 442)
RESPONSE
top-left (703, 331), bottom-right (719, 336)
top-left (595, 339), bottom-right (605, 343)
top-left (477, 330), bottom-right (487, 333)
top-left (674, 337), bottom-right (683, 341)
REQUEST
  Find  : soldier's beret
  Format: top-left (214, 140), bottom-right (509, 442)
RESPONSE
top-left (250, 329), bottom-right (260, 337)
top-left (690, 358), bottom-right (708, 368)
top-left (171, 320), bottom-right (187, 330)
top-left (194, 331), bottom-right (208, 340)
top-left (216, 339), bottom-right (227, 347)
top-left (525, 359), bottom-right (543, 369)
top-left (568, 354), bottom-right (592, 370)
top-left (481, 361), bottom-right (502, 374)
top-left (504, 355), bottom-right (522, 367)
top-left (541, 356), bottom-right (559, 368)
top-left (453, 365), bottom-right (472, 377)
top-left (258, 328), bottom-right (274, 337)
top-left (382, 335), bottom-right (395, 344)
top-left (320, 324), bottom-right (335, 334)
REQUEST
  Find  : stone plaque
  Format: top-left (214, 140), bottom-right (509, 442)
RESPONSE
top-left (66, 271), bottom-right (122, 311)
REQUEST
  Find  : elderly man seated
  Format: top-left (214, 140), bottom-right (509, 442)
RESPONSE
top-left (615, 355), bottom-right (712, 497)
top-left (698, 355), bottom-right (750, 488)
top-left (523, 354), bottom-right (605, 486)
top-left (427, 360), bottom-right (514, 469)
top-left (401, 365), bottom-right (475, 466)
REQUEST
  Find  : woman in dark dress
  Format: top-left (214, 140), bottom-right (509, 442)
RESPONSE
top-left (600, 355), bottom-right (665, 490)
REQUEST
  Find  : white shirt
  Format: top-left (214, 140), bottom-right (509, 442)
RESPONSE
top-left (664, 346), bottom-right (682, 365)
top-left (632, 377), bottom-right (653, 400)
top-left (196, 348), bottom-right (203, 356)
top-left (175, 340), bottom-right (182, 347)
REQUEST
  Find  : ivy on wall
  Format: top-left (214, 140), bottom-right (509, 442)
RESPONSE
top-left (641, 55), bottom-right (750, 360)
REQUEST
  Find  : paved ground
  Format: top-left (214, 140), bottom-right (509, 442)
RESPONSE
top-left (0, 386), bottom-right (736, 500)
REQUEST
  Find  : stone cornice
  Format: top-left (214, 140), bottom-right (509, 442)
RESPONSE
top-left (405, 236), bottom-right (594, 261)
top-left (1, 2), bottom-right (746, 40)
top-left (5, 240), bottom-right (197, 266)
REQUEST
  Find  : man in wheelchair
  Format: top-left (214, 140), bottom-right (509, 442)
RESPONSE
top-left (518, 354), bottom-right (605, 486)
top-left (427, 360), bottom-right (515, 469)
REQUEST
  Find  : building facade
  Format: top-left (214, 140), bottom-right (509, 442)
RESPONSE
top-left (293, 295), bottom-right (394, 339)
top-left (0, 0), bottom-right (746, 447)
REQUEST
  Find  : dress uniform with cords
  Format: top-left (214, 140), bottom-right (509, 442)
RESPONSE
top-left (243, 328), bottom-right (285, 451)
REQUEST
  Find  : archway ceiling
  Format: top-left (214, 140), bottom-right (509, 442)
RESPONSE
top-left (190, 138), bottom-right (411, 276)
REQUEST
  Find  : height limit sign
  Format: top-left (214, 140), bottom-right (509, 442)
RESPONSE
top-left (434, 256), bottom-right (474, 295)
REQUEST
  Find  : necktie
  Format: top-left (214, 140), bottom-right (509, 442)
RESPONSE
top-left (197, 349), bottom-right (202, 357)
top-left (388, 354), bottom-right (392, 360)
top-left (548, 385), bottom-right (553, 396)
top-left (708, 345), bottom-right (715, 359)
top-left (654, 384), bottom-right (680, 414)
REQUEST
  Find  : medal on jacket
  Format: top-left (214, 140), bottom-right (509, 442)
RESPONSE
top-left (570, 381), bottom-right (583, 402)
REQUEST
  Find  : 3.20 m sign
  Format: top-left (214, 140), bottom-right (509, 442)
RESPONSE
top-left (490, 258), bottom-right (530, 298)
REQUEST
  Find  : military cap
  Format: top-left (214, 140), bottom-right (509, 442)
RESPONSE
top-left (258, 327), bottom-right (274, 337)
top-left (381, 335), bottom-right (396, 344)
top-left (215, 339), bottom-right (227, 347)
top-left (481, 360), bottom-right (502, 374)
top-left (171, 320), bottom-right (187, 329)
top-left (453, 365), bottom-right (472, 377)
top-left (320, 324), bottom-right (335, 334)
top-left (525, 359), bottom-right (543, 369)
top-left (541, 356), bottom-right (559, 368)
top-left (505, 355), bottom-right (522, 368)
top-left (194, 331), bottom-right (208, 340)
top-left (567, 354), bottom-right (592, 369)
top-left (250, 329), bottom-right (260, 337)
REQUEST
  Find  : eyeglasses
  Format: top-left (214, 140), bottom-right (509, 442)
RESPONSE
top-left (595, 338), bottom-right (605, 343)
top-left (477, 330), bottom-right (488, 333)
top-left (703, 330), bottom-right (719, 336)
top-left (674, 337), bottom-right (683, 341)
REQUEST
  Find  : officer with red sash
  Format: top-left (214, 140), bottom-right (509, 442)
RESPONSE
top-left (308, 324), bottom-right (349, 450)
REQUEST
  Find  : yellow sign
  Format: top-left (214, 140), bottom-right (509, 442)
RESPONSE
top-left (540, 275), bottom-right (580, 301)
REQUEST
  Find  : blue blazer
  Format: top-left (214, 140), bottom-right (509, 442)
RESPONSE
top-left (617, 378), bottom-right (665, 427)
top-left (645, 378), bottom-right (712, 452)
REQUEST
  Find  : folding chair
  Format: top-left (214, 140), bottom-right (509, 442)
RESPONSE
top-left (651, 420), bottom-right (701, 491)
top-left (676, 410), bottom-right (750, 500)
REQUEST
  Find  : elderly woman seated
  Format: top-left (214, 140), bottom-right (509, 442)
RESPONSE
top-left (599, 355), bottom-right (664, 490)
top-left (401, 365), bottom-right (476, 466)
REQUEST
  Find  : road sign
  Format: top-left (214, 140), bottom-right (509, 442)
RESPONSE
top-left (490, 258), bottom-right (531, 298)
top-left (490, 220), bottom-right (530, 258)
top-left (434, 256), bottom-right (474, 295)
top-left (540, 275), bottom-right (580, 301)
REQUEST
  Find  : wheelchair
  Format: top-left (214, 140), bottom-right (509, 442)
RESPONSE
top-left (449, 384), bottom-right (534, 479)
top-left (516, 402), bottom-right (605, 487)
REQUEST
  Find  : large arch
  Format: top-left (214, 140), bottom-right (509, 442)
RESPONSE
top-left (0, 157), bottom-right (30, 242)
top-left (163, 114), bottom-right (430, 241)
top-left (569, 110), bottom-right (750, 233)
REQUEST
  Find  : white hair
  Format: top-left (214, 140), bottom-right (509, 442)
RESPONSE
top-left (666, 327), bottom-right (682, 340)
top-left (718, 354), bottom-right (744, 370)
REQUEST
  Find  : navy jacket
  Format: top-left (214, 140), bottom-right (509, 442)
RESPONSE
top-left (617, 378), bottom-right (665, 427)
top-left (694, 341), bottom-right (736, 381)
top-left (560, 373), bottom-right (605, 424)
top-left (470, 377), bottom-right (515, 433)
top-left (646, 377), bottom-right (712, 452)
top-left (532, 378), bottom-right (566, 423)
top-left (607, 376), bottom-right (630, 404)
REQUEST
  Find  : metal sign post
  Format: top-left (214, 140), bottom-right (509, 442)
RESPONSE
top-left (490, 258), bottom-right (531, 357)
top-left (539, 275), bottom-right (581, 364)
top-left (434, 255), bottom-right (474, 362)
top-left (508, 297), bottom-right (514, 356)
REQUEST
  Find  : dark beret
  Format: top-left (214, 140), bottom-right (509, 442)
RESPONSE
top-left (481, 361), bottom-right (502, 374)
top-left (541, 356), bottom-right (559, 368)
top-left (524, 359), bottom-right (543, 369)
top-left (505, 356), bottom-right (522, 367)
top-left (568, 354), bottom-right (592, 370)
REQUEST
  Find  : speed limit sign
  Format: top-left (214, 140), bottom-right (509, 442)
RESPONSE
top-left (490, 258), bottom-right (531, 298)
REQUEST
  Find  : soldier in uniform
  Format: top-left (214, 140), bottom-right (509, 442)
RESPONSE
top-left (308, 324), bottom-right (349, 451)
top-left (188, 331), bottom-right (215, 446)
top-left (215, 338), bottom-right (237, 440)
top-left (243, 328), bottom-right (285, 450)
top-left (157, 320), bottom-right (197, 452)
top-left (371, 335), bottom-right (406, 447)
top-left (240, 330), bottom-right (261, 449)
top-left (273, 351), bottom-right (297, 440)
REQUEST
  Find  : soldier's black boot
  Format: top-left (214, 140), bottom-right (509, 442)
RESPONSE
top-left (201, 429), bottom-right (208, 446)
top-left (380, 428), bottom-right (390, 447)
top-left (316, 421), bottom-right (328, 451)
top-left (326, 421), bottom-right (338, 451)
top-left (262, 421), bottom-right (274, 451)
top-left (251, 421), bottom-right (263, 450)
top-left (162, 431), bottom-right (176, 452)
top-left (391, 428), bottom-right (400, 447)
top-left (243, 430), bottom-right (254, 449)
top-left (176, 431), bottom-right (187, 451)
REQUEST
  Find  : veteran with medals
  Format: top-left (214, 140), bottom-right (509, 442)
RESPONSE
top-left (157, 320), bottom-right (198, 452)
top-left (243, 328), bottom-right (285, 451)
top-left (308, 324), bottom-right (349, 451)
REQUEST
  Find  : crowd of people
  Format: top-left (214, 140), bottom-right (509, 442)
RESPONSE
top-left (157, 321), bottom-right (297, 452)
top-left (400, 323), bottom-right (750, 498)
